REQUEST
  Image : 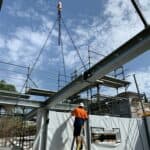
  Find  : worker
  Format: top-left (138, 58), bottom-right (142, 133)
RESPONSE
top-left (71, 102), bottom-right (88, 150)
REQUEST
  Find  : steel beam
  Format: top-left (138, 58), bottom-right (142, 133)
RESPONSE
top-left (25, 108), bottom-right (38, 120)
top-left (25, 27), bottom-right (150, 119)
top-left (0, 95), bottom-right (42, 108)
top-left (0, 89), bottom-right (30, 99)
top-left (25, 88), bottom-right (56, 97)
top-left (44, 27), bottom-right (150, 108)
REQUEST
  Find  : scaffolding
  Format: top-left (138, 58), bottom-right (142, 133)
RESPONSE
top-left (0, 0), bottom-right (150, 149)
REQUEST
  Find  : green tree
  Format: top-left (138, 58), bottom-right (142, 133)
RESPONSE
top-left (0, 80), bottom-right (17, 92)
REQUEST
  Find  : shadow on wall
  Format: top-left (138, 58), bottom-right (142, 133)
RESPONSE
top-left (134, 119), bottom-right (149, 150)
top-left (48, 117), bottom-right (70, 150)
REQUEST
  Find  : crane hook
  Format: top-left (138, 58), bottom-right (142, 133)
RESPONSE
top-left (57, 1), bottom-right (62, 12)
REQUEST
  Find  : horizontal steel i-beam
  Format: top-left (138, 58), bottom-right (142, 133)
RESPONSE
top-left (44, 26), bottom-right (150, 108)
top-left (0, 95), bottom-right (42, 108)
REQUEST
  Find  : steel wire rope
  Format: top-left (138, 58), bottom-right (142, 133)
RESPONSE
top-left (0, 61), bottom-right (28, 69)
top-left (43, 75), bottom-right (60, 80)
top-left (30, 75), bottom-right (59, 89)
top-left (60, 38), bottom-right (67, 83)
top-left (28, 77), bottom-right (38, 88)
top-left (0, 61), bottom-right (30, 93)
top-left (29, 18), bottom-right (58, 76)
top-left (0, 68), bottom-right (27, 76)
top-left (10, 77), bottom-right (29, 121)
top-left (61, 18), bottom-right (87, 71)
top-left (70, 62), bottom-right (90, 80)
top-left (88, 49), bottom-right (105, 57)
top-left (75, 62), bottom-right (90, 72)
top-left (23, 19), bottom-right (58, 92)
top-left (0, 74), bottom-right (26, 81)
top-left (31, 68), bottom-right (71, 78)
top-left (37, 71), bottom-right (65, 81)
top-left (9, 67), bottom-right (31, 114)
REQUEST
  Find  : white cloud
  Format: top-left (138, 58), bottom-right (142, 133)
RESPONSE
top-left (139, 0), bottom-right (150, 23)
top-left (6, 0), bottom-right (55, 20)
top-left (1, 0), bottom-right (150, 92)
top-left (60, 0), bottom-right (149, 69)
top-left (4, 0), bottom-right (150, 70)
top-left (1, 73), bottom-right (26, 91)
top-left (42, 0), bottom-right (150, 77)
top-left (90, 0), bottom-right (144, 54)
top-left (0, 37), bottom-right (5, 48)
top-left (48, 57), bottom-right (60, 65)
top-left (65, 51), bottom-right (79, 68)
top-left (4, 26), bottom-right (54, 67)
top-left (7, 7), bottom-right (31, 18)
top-left (96, 67), bottom-right (150, 98)
top-left (103, 67), bottom-right (150, 97)
top-left (127, 67), bottom-right (150, 97)
top-left (59, 0), bottom-right (150, 97)
top-left (6, 36), bottom-right (35, 64)
top-left (15, 27), bottom-right (47, 47)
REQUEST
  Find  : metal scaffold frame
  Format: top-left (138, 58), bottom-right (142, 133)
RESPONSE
top-left (44, 26), bottom-right (150, 109)
top-left (25, 26), bottom-right (150, 150)
top-left (0, 0), bottom-right (150, 150)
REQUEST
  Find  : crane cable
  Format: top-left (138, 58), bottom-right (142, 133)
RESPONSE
top-left (29, 19), bottom-right (58, 76)
top-left (57, 1), bottom-right (67, 84)
top-left (61, 17), bottom-right (87, 71)
top-left (12, 19), bottom-right (58, 110)
top-left (60, 38), bottom-right (67, 83)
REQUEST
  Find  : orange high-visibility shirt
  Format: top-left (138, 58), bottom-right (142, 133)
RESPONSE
top-left (72, 107), bottom-right (88, 120)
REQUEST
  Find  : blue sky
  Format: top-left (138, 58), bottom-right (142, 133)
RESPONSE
top-left (0, 0), bottom-right (150, 98)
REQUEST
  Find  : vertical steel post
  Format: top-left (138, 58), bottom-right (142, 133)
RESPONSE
top-left (133, 74), bottom-right (150, 149)
top-left (25, 66), bottom-right (30, 93)
top-left (86, 118), bottom-right (91, 150)
top-left (86, 90), bottom-right (91, 150)
top-left (88, 46), bottom-right (91, 69)
top-left (97, 84), bottom-right (100, 102)
top-left (38, 109), bottom-right (48, 150)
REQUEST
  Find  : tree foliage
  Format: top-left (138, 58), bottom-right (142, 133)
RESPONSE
top-left (0, 80), bottom-right (17, 92)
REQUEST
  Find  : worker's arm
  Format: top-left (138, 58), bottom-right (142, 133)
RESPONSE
top-left (71, 108), bottom-right (76, 116)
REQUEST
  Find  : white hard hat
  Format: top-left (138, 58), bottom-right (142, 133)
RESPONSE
top-left (79, 102), bottom-right (84, 107)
